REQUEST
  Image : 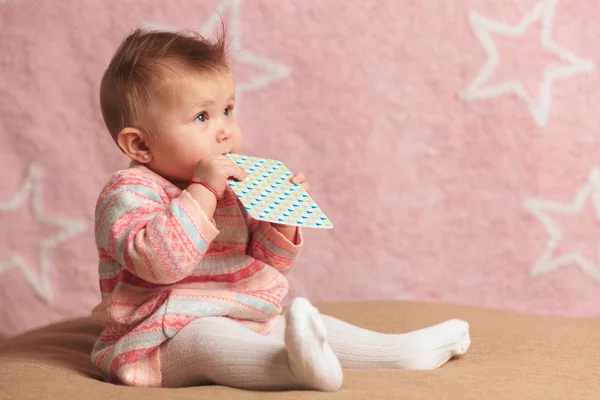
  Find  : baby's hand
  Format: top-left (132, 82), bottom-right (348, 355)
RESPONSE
top-left (193, 155), bottom-right (247, 196)
top-left (290, 172), bottom-right (310, 193)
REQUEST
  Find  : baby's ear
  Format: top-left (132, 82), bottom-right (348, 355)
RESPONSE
top-left (117, 127), bottom-right (151, 163)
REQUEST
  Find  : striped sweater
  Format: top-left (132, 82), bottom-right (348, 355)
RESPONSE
top-left (91, 163), bottom-right (301, 387)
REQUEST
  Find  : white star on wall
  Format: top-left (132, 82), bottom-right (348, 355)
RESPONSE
top-left (0, 165), bottom-right (86, 302)
top-left (143, 0), bottom-right (290, 105)
top-left (460, 0), bottom-right (594, 127)
top-left (524, 169), bottom-right (600, 281)
top-left (200, 0), bottom-right (290, 95)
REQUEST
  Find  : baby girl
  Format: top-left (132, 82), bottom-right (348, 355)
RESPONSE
top-left (91, 27), bottom-right (471, 391)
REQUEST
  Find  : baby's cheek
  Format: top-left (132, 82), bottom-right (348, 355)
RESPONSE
top-left (232, 138), bottom-right (243, 153)
top-left (186, 140), bottom-right (211, 159)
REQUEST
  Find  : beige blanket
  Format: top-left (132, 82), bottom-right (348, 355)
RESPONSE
top-left (1, 301), bottom-right (598, 399)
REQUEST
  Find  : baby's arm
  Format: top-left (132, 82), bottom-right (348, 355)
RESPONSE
top-left (244, 215), bottom-right (302, 274)
top-left (96, 176), bottom-right (220, 284)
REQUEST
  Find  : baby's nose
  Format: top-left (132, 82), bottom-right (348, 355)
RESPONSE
top-left (217, 129), bottom-right (232, 142)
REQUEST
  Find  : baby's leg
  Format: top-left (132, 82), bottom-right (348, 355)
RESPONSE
top-left (160, 297), bottom-right (342, 391)
top-left (270, 311), bottom-right (470, 370)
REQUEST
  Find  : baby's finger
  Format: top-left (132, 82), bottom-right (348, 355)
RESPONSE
top-left (224, 158), bottom-right (247, 179)
top-left (290, 172), bottom-right (306, 184)
top-left (226, 164), bottom-right (247, 181)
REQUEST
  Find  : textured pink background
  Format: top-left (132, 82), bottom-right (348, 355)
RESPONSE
top-left (2, 0), bottom-right (600, 338)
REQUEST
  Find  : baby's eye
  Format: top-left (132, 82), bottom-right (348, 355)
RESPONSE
top-left (224, 106), bottom-right (233, 117)
top-left (194, 112), bottom-right (208, 123)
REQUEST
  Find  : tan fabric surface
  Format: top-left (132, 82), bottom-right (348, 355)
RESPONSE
top-left (1, 301), bottom-right (599, 399)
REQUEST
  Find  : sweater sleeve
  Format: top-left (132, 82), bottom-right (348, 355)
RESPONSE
top-left (245, 211), bottom-right (302, 275)
top-left (95, 177), bottom-right (219, 284)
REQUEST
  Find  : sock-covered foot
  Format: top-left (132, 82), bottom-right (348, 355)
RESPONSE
top-left (401, 319), bottom-right (471, 370)
top-left (284, 297), bottom-right (343, 392)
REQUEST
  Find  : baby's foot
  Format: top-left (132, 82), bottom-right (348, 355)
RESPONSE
top-left (403, 319), bottom-right (471, 370)
top-left (284, 297), bottom-right (343, 392)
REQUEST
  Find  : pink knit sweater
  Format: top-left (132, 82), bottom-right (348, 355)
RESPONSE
top-left (90, 163), bottom-right (301, 387)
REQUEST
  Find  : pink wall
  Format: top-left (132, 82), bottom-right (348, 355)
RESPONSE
top-left (2, 0), bottom-right (600, 338)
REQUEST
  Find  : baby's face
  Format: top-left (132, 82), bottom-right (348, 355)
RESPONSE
top-left (145, 69), bottom-right (242, 185)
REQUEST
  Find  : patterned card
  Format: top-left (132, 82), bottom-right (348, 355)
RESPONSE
top-left (226, 154), bottom-right (333, 229)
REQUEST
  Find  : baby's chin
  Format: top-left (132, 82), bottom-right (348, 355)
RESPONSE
top-left (163, 169), bottom-right (195, 188)
top-left (170, 177), bottom-right (193, 190)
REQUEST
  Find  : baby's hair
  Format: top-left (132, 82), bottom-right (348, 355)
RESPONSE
top-left (100, 24), bottom-right (229, 142)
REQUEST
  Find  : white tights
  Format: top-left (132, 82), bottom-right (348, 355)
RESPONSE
top-left (159, 298), bottom-right (470, 391)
